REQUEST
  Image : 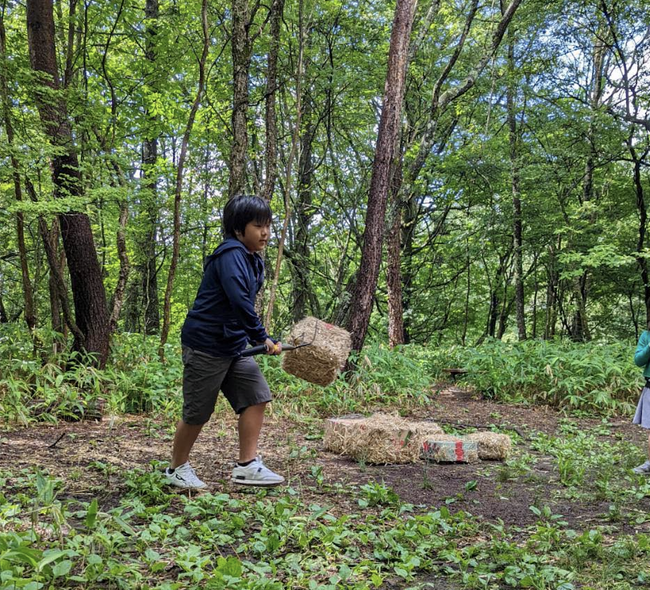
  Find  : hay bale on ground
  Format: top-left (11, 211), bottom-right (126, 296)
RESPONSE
top-left (324, 413), bottom-right (444, 464)
top-left (464, 431), bottom-right (512, 460)
top-left (282, 317), bottom-right (351, 386)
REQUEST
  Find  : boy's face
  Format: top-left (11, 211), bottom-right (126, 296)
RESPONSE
top-left (236, 221), bottom-right (271, 253)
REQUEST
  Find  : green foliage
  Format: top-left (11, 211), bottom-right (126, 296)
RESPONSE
top-left (458, 339), bottom-right (640, 415)
top-left (0, 326), bottom-right (183, 424)
top-left (5, 462), bottom-right (650, 589)
top-left (1, 324), bottom-right (644, 424)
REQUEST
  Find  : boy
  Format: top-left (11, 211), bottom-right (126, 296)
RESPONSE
top-left (164, 195), bottom-right (284, 489)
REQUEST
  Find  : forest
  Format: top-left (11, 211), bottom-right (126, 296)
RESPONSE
top-left (2, 0), bottom-right (650, 588)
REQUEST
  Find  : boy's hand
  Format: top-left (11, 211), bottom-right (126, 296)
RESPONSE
top-left (264, 338), bottom-right (282, 355)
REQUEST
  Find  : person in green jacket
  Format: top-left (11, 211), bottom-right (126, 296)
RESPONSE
top-left (633, 329), bottom-right (650, 474)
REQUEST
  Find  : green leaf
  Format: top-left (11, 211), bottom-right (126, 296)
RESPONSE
top-left (52, 559), bottom-right (73, 577)
top-left (85, 498), bottom-right (99, 529)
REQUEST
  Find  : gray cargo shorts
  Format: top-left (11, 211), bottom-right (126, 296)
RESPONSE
top-left (181, 346), bottom-right (272, 424)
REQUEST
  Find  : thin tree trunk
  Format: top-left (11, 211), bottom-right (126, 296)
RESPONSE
top-left (571, 33), bottom-right (606, 342)
top-left (264, 0), bottom-right (306, 330)
top-left (110, 198), bottom-right (129, 331)
top-left (0, 13), bottom-right (36, 331)
top-left (387, 155), bottom-right (405, 348)
top-left (0, 290), bottom-right (7, 323)
top-left (26, 0), bottom-right (110, 366)
top-left (631, 142), bottom-right (650, 325)
top-left (142, 0), bottom-right (161, 334)
top-left (544, 239), bottom-right (560, 339)
top-left (26, 178), bottom-right (84, 343)
top-left (532, 264), bottom-right (538, 338)
top-left (229, 0), bottom-right (252, 197)
top-left (159, 0), bottom-right (210, 356)
top-left (505, 28), bottom-right (526, 340)
top-left (347, 0), bottom-right (418, 352)
top-left (288, 84), bottom-right (316, 322)
top-left (263, 0), bottom-right (284, 200)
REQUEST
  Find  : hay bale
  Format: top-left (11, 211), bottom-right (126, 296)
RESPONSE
top-left (324, 413), bottom-right (444, 464)
top-left (282, 317), bottom-right (352, 386)
top-left (464, 431), bottom-right (512, 460)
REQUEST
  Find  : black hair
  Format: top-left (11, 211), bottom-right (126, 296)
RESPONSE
top-left (222, 195), bottom-right (272, 238)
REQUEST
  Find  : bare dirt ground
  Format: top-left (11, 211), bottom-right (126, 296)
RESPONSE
top-left (2, 383), bottom-right (649, 534)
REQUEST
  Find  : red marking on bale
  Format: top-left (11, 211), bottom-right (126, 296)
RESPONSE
top-left (455, 441), bottom-right (464, 461)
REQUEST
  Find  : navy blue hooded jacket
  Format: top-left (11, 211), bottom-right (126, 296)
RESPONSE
top-left (181, 238), bottom-right (270, 356)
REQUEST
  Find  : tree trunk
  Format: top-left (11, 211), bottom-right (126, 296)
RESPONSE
top-left (385, 0), bottom-right (522, 346)
top-left (0, 290), bottom-right (7, 323)
top-left (263, 0), bottom-right (284, 200)
top-left (229, 0), bottom-right (252, 197)
top-left (505, 29), bottom-right (526, 340)
top-left (630, 142), bottom-right (650, 326)
top-left (0, 15), bottom-right (36, 331)
top-left (110, 198), bottom-right (130, 332)
top-left (347, 0), bottom-right (418, 352)
top-left (159, 0), bottom-right (210, 356)
top-left (289, 87), bottom-right (317, 322)
top-left (142, 0), bottom-right (161, 334)
top-left (571, 33), bottom-right (606, 342)
top-left (544, 241), bottom-right (559, 339)
top-left (26, 0), bottom-right (110, 366)
top-left (264, 0), bottom-right (306, 329)
top-left (387, 156), bottom-right (405, 348)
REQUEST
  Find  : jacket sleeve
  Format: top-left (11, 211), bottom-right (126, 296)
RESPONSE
top-left (215, 249), bottom-right (269, 343)
top-left (634, 331), bottom-right (650, 368)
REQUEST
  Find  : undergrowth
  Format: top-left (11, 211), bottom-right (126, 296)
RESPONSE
top-left (0, 324), bottom-right (643, 426)
top-left (2, 464), bottom-right (650, 589)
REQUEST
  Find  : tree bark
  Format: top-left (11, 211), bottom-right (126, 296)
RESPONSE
top-left (0, 14), bottom-right (36, 331)
top-left (142, 0), bottom-right (161, 334)
top-left (347, 0), bottom-right (418, 352)
top-left (504, 24), bottom-right (526, 340)
top-left (263, 0), bottom-right (284, 200)
top-left (387, 155), bottom-right (405, 348)
top-left (26, 0), bottom-right (110, 366)
top-left (264, 0), bottom-right (306, 329)
top-left (386, 0), bottom-right (521, 347)
top-left (229, 0), bottom-right (252, 197)
top-left (630, 141), bottom-right (650, 326)
top-left (0, 290), bottom-right (7, 323)
top-left (289, 87), bottom-right (317, 322)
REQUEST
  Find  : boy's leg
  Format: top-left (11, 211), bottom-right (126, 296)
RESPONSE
top-left (165, 347), bottom-right (231, 488)
top-left (171, 420), bottom-right (205, 468)
top-left (238, 402), bottom-right (267, 463)
top-left (222, 357), bottom-right (284, 485)
top-left (232, 401), bottom-right (284, 485)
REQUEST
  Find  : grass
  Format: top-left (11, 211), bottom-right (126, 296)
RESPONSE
top-left (3, 326), bottom-right (650, 588)
top-left (2, 456), bottom-right (650, 590)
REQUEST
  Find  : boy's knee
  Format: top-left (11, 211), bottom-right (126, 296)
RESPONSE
top-left (239, 401), bottom-right (268, 414)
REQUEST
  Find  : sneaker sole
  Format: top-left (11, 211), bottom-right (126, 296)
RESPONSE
top-left (164, 478), bottom-right (208, 490)
top-left (231, 477), bottom-right (284, 486)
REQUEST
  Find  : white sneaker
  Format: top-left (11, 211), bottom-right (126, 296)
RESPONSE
top-left (231, 457), bottom-right (285, 486)
top-left (633, 460), bottom-right (650, 475)
top-left (164, 462), bottom-right (207, 489)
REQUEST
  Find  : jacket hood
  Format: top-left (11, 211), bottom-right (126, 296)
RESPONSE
top-left (204, 237), bottom-right (251, 269)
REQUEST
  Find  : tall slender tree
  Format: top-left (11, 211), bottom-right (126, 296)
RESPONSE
top-left (347, 0), bottom-right (418, 352)
top-left (26, 0), bottom-right (110, 365)
top-left (0, 9), bottom-right (35, 332)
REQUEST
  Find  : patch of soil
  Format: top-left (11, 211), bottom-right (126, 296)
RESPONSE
top-left (1, 384), bottom-right (648, 535)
